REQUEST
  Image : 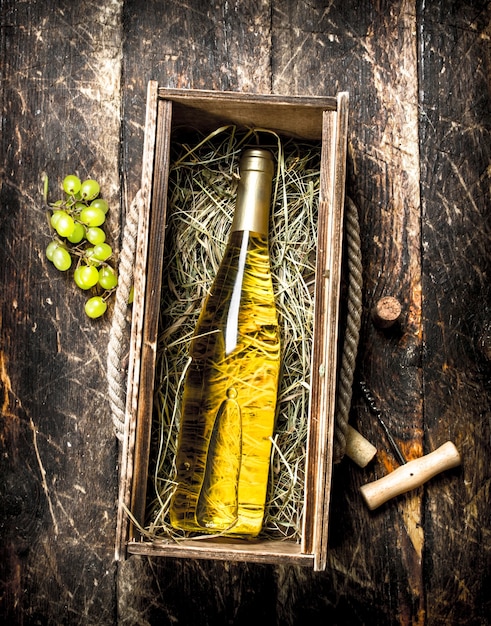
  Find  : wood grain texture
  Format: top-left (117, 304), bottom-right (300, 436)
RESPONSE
top-left (0, 1), bottom-right (122, 623)
top-left (271, 1), bottom-right (425, 623)
top-left (121, 90), bottom-right (348, 570)
top-left (121, 0), bottom-right (273, 210)
top-left (1, 0), bottom-right (490, 624)
top-left (418, 1), bottom-right (491, 623)
top-left (118, 2), bottom-right (279, 620)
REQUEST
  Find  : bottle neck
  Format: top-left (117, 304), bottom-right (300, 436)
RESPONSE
top-left (231, 149), bottom-right (274, 236)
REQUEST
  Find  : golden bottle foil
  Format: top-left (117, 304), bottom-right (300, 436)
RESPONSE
top-left (231, 149), bottom-right (274, 234)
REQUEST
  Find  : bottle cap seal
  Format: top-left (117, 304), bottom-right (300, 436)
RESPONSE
top-left (231, 149), bottom-right (274, 235)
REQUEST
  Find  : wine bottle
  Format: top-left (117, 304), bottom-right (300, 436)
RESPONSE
top-left (169, 148), bottom-right (281, 536)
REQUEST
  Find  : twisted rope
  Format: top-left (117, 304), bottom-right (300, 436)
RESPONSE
top-left (332, 196), bottom-right (363, 463)
top-left (107, 189), bottom-right (142, 440)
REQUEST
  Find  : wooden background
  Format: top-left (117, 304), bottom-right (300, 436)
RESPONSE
top-left (1, 0), bottom-right (490, 624)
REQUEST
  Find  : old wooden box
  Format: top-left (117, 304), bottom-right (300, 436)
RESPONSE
top-left (116, 81), bottom-right (349, 571)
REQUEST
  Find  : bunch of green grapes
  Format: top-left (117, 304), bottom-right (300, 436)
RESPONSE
top-left (45, 175), bottom-right (118, 319)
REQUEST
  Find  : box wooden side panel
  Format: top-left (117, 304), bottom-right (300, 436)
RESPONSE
top-left (159, 87), bottom-right (337, 140)
top-left (127, 539), bottom-right (314, 567)
top-left (116, 80), bottom-right (159, 559)
top-left (129, 98), bottom-right (173, 536)
top-left (301, 107), bottom-right (338, 558)
top-left (314, 95), bottom-right (349, 572)
top-left (301, 166), bottom-right (331, 556)
top-left (158, 87), bottom-right (337, 109)
top-left (302, 94), bottom-right (349, 571)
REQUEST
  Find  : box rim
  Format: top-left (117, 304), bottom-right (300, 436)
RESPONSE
top-left (117, 82), bottom-right (349, 572)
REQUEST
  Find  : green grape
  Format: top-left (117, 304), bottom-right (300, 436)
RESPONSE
top-left (86, 227), bottom-right (106, 245)
top-left (92, 243), bottom-right (112, 261)
top-left (128, 284), bottom-right (134, 304)
top-left (46, 240), bottom-right (59, 261)
top-left (74, 265), bottom-right (99, 290)
top-left (85, 247), bottom-right (101, 266)
top-left (63, 175), bottom-right (82, 195)
top-left (90, 198), bottom-right (109, 214)
top-left (79, 206), bottom-right (105, 227)
top-left (80, 179), bottom-right (100, 201)
top-left (54, 212), bottom-right (75, 238)
top-left (98, 266), bottom-right (118, 290)
top-left (73, 201), bottom-right (87, 213)
top-left (50, 209), bottom-right (66, 229)
top-left (46, 174), bottom-right (115, 314)
top-left (51, 247), bottom-right (72, 271)
top-left (67, 222), bottom-right (86, 244)
top-left (85, 296), bottom-right (107, 319)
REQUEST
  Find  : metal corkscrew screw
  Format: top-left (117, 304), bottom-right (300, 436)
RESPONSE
top-left (359, 381), bottom-right (407, 466)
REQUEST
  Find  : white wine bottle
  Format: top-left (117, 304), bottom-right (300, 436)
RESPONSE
top-left (170, 148), bottom-right (281, 536)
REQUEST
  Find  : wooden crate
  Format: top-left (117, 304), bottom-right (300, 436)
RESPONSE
top-left (116, 81), bottom-right (349, 571)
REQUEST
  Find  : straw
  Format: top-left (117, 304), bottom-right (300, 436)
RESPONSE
top-left (145, 126), bottom-right (321, 543)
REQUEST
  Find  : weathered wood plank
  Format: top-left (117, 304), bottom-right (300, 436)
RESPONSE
top-left (0, 0), bottom-right (489, 623)
top-left (418, 1), bottom-right (491, 623)
top-left (0, 1), bottom-right (122, 623)
top-left (121, 0), bottom-right (273, 207)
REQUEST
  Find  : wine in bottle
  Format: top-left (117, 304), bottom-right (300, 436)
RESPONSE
top-left (169, 148), bottom-right (281, 536)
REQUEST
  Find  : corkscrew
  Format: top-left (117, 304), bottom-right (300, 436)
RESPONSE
top-left (356, 381), bottom-right (461, 510)
top-left (358, 381), bottom-right (406, 467)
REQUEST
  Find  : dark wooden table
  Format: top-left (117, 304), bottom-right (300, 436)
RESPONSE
top-left (1, 1), bottom-right (490, 624)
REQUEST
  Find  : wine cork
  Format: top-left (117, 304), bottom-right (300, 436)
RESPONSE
top-left (372, 296), bottom-right (402, 329)
top-left (344, 425), bottom-right (377, 468)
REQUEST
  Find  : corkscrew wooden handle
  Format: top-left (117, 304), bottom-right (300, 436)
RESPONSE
top-left (360, 441), bottom-right (461, 510)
